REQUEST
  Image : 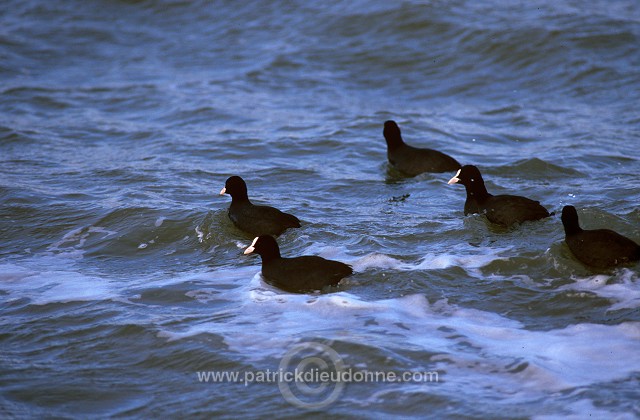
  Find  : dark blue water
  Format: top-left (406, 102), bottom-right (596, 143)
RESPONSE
top-left (1, 1), bottom-right (640, 418)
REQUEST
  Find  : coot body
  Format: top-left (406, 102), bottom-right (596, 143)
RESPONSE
top-left (561, 205), bottom-right (640, 268)
top-left (244, 235), bottom-right (352, 293)
top-left (220, 176), bottom-right (300, 237)
top-left (448, 165), bottom-right (550, 227)
top-left (383, 120), bottom-right (460, 176)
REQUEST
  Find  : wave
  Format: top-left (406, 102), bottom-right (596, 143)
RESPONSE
top-left (162, 285), bottom-right (640, 401)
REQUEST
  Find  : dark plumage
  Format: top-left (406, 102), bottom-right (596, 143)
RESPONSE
top-left (243, 235), bottom-right (353, 293)
top-left (561, 205), bottom-right (640, 268)
top-left (383, 120), bottom-right (461, 176)
top-left (220, 176), bottom-right (300, 237)
top-left (447, 165), bottom-right (550, 227)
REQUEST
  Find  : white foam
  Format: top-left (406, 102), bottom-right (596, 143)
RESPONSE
top-left (350, 253), bottom-right (406, 272)
top-left (302, 244), bottom-right (348, 260)
top-left (351, 248), bottom-right (506, 272)
top-left (559, 269), bottom-right (640, 310)
top-left (46, 225), bottom-right (117, 259)
top-left (0, 264), bottom-right (113, 305)
top-left (195, 225), bottom-right (206, 242)
top-left (4, 247), bottom-right (636, 414)
top-left (0, 259), bottom-right (226, 306)
top-left (160, 286), bottom-right (640, 401)
top-left (412, 251), bottom-right (504, 270)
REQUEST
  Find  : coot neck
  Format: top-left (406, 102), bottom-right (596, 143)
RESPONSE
top-left (384, 132), bottom-right (405, 152)
top-left (230, 192), bottom-right (250, 205)
top-left (464, 179), bottom-right (491, 203)
top-left (259, 247), bottom-right (281, 263)
top-left (563, 219), bottom-right (582, 236)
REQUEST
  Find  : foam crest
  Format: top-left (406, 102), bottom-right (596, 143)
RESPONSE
top-left (0, 263), bottom-right (114, 304)
top-left (159, 281), bottom-right (640, 399)
top-left (413, 251), bottom-right (504, 270)
top-left (323, 248), bottom-right (506, 274)
top-left (0, 260), bottom-right (227, 306)
top-left (299, 243), bottom-right (351, 262)
top-left (559, 269), bottom-right (640, 310)
top-left (46, 225), bottom-right (117, 259)
top-left (350, 253), bottom-right (406, 272)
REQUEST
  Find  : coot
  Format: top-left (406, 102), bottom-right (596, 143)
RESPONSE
top-left (243, 235), bottom-right (353, 293)
top-left (447, 165), bottom-right (550, 226)
top-left (383, 120), bottom-right (461, 176)
top-left (220, 176), bottom-right (300, 236)
top-left (561, 205), bottom-right (640, 268)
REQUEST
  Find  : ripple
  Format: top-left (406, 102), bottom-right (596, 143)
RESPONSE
top-left (1, 0), bottom-right (640, 417)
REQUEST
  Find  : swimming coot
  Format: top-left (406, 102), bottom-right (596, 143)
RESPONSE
top-left (220, 176), bottom-right (300, 237)
top-left (561, 205), bottom-right (640, 268)
top-left (447, 165), bottom-right (550, 227)
top-left (243, 235), bottom-right (353, 293)
top-left (383, 120), bottom-right (461, 176)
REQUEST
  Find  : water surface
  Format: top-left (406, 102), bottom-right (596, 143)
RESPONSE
top-left (1, 0), bottom-right (640, 418)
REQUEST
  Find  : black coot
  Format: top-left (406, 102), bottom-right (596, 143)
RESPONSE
top-left (243, 235), bottom-right (353, 293)
top-left (561, 205), bottom-right (640, 268)
top-left (220, 176), bottom-right (300, 237)
top-left (383, 120), bottom-right (461, 176)
top-left (448, 165), bottom-right (550, 227)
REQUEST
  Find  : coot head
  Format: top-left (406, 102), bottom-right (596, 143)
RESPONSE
top-left (447, 165), bottom-right (483, 186)
top-left (561, 205), bottom-right (582, 235)
top-left (220, 176), bottom-right (248, 199)
top-left (448, 165), bottom-right (491, 201)
top-left (383, 120), bottom-right (404, 150)
top-left (243, 235), bottom-right (281, 260)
